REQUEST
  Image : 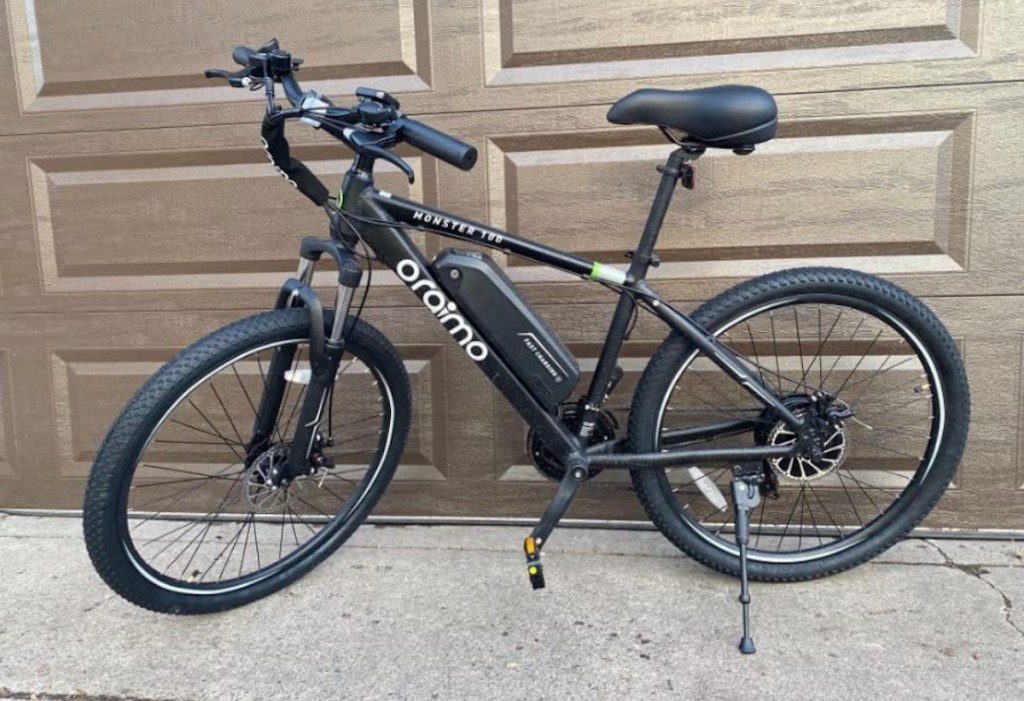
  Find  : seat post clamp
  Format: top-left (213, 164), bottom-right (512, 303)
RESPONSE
top-left (654, 161), bottom-right (695, 190)
top-left (625, 250), bottom-right (660, 268)
top-left (680, 163), bottom-right (695, 189)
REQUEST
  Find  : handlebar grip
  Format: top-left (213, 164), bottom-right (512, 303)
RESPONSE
top-left (233, 45), bottom-right (257, 67)
top-left (399, 119), bottom-right (477, 171)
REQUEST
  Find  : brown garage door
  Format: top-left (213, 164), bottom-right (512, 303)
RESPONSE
top-left (0, 0), bottom-right (1020, 528)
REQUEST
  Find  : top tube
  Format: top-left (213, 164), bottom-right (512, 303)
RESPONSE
top-left (365, 189), bottom-right (629, 286)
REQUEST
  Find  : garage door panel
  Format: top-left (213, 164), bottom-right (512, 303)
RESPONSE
top-left (6, 0), bottom-right (430, 115)
top-left (472, 0), bottom-right (1018, 113)
top-left (428, 81), bottom-right (1018, 302)
top-left (28, 150), bottom-right (423, 293)
top-left (48, 340), bottom-right (448, 485)
top-left (5, 1), bottom-right (1023, 138)
top-left (0, 350), bottom-right (12, 476)
top-left (485, 0), bottom-right (976, 86)
top-left (1, 1), bottom-right (1022, 527)
top-left (491, 114), bottom-right (969, 280)
top-left (957, 338), bottom-right (1021, 491)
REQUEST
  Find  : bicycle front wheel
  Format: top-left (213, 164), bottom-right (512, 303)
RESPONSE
top-left (83, 308), bottom-right (410, 613)
top-left (628, 268), bottom-right (970, 581)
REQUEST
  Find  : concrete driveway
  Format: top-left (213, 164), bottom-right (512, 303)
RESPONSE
top-left (1, 514), bottom-right (1022, 700)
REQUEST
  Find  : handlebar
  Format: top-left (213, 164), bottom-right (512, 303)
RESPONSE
top-left (206, 40), bottom-right (478, 205)
top-left (279, 73), bottom-right (304, 107)
top-left (398, 118), bottom-right (477, 171)
top-left (232, 45), bottom-right (257, 67)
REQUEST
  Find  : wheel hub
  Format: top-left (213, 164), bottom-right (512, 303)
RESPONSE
top-left (241, 443), bottom-right (307, 512)
top-left (764, 396), bottom-right (850, 483)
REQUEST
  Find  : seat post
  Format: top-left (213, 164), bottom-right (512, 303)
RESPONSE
top-left (580, 145), bottom-right (705, 411)
top-left (628, 146), bottom-right (703, 281)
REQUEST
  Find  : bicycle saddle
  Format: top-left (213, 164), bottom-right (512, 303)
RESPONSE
top-left (607, 85), bottom-right (777, 150)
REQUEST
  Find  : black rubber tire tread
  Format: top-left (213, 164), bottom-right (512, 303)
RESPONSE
top-left (628, 267), bottom-right (970, 582)
top-left (83, 308), bottom-right (411, 614)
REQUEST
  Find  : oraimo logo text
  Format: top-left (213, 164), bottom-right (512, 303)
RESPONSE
top-left (397, 259), bottom-right (489, 362)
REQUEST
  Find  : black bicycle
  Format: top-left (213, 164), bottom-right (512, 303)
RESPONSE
top-left (83, 40), bottom-right (970, 654)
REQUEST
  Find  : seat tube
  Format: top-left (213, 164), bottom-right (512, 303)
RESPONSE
top-left (583, 148), bottom-right (690, 408)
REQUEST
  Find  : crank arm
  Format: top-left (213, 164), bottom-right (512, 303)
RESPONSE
top-left (523, 455), bottom-right (590, 589)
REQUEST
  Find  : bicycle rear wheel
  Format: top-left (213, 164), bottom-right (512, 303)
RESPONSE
top-left (628, 268), bottom-right (969, 581)
top-left (83, 308), bottom-right (410, 613)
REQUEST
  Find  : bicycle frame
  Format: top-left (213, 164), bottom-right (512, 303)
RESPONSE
top-left (327, 147), bottom-right (806, 471)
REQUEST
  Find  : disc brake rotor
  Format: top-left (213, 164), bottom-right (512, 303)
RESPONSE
top-left (767, 417), bottom-right (847, 483)
top-left (241, 444), bottom-right (308, 512)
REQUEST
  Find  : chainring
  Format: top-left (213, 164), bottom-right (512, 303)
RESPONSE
top-left (527, 403), bottom-right (616, 481)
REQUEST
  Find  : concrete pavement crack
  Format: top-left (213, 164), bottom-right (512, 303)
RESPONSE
top-left (925, 539), bottom-right (1024, 643)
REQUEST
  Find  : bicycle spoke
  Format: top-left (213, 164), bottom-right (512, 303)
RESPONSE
top-left (332, 429), bottom-right (384, 446)
top-left (136, 463), bottom-right (243, 481)
top-left (793, 306), bottom-right (806, 384)
top-left (287, 504), bottom-right (318, 534)
top-left (313, 478), bottom-right (350, 503)
top-left (743, 321), bottom-right (769, 389)
top-left (184, 401), bottom-right (244, 463)
top-left (209, 380), bottom-right (245, 447)
top-left (807, 485), bottom-right (845, 540)
top-left (130, 462), bottom-right (242, 514)
top-left (800, 306), bottom-right (843, 388)
top-left (118, 335), bottom-right (394, 590)
top-left (655, 294), bottom-right (945, 561)
top-left (833, 327), bottom-right (885, 397)
top-left (279, 512), bottom-right (287, 560)
top-left (775, 487), bottom-right (805, 553)
top-left (155, 439), bottom-right (238, 447)
top-left (209, 513), bottom-right (252, 582)
top-left (165, 471), bottom-right (246, 577)
top-left (132, 474), bottom-right (243, 489)
top-left (168, 418), bottom-right (243, 447)
top-left (820, 317), bottom-right (866, 388)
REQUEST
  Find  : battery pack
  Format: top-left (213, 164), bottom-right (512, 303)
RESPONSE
top-left (432, 249), bottom-right (580, 409)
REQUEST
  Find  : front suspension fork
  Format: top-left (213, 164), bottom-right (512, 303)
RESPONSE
top-left (248, 237), bottom-right (363, 484)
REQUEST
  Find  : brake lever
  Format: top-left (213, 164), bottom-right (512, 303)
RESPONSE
top-left (204, 68), bottom-right (249, 88)
top-left (360, 143), bottom-right (415, 183)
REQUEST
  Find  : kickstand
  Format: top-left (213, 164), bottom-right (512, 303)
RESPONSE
top-left (731, 463), bottom-right (763, 655)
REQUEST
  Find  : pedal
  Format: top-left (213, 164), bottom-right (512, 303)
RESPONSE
top-left (527, 562), bottom-right (546, 590)
top-left (524, 536), bottom-right (545, 590)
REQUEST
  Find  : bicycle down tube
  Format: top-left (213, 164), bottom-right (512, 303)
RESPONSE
top-left (347, 184), bottom-right (804, 467)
